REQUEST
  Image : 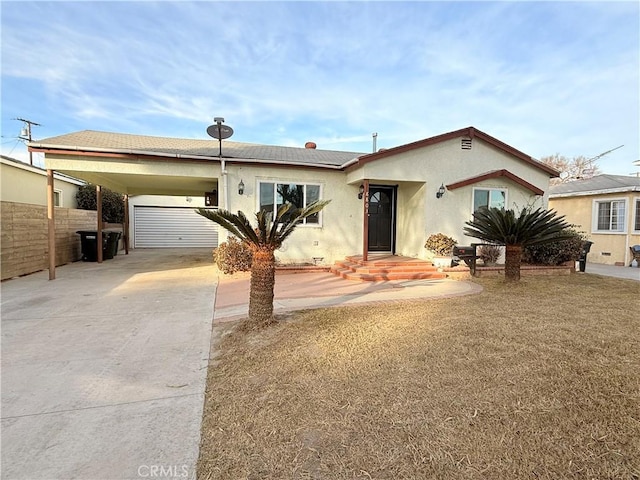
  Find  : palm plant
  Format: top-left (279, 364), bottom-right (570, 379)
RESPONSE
top-left (196, 200), bottom-right (330, 328)
top-left (463, 206), bottom-right (572, 282)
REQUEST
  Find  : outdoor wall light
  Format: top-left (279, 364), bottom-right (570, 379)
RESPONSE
top-left (238, 179), bottom-right (245, 195)
top-left (436, 183), bottom-right (446, 199)
top-left (358, 184), bottom-right (365, 200)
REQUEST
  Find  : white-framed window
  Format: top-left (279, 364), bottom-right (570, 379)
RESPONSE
top-left (593, 198), bottom-right (626, 233)
top-left (258, 181), bottom-right (323, 226)
top-left (633, 197), bottom-right (640, 232)
top-left (473, 187), bottom-right (506, 212)
top-left (54, 189), bottom-right (62, 207)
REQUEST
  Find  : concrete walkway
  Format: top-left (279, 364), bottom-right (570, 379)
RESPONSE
top-left (581, 262), bottom-right (640, 281)
top-left (1, 249), bottom-right (217, 480)
top-left (213, 270), bottom-right (483, 322)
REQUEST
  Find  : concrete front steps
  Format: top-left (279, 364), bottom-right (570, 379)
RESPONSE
top-left (331, 255), bottom-right (447, 281)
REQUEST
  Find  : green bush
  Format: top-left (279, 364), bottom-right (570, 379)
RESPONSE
top-left (424, 233), bottom-right (458, 256)
top-left (76, 184), bottom-right (125, 223)
top-left (523, 226), bottom-right (587, 266)
top-left (213, 237), bottom-right (253, 274)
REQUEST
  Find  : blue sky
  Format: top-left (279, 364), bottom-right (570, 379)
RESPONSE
top-left (2, 1), bottom-right (639, 175)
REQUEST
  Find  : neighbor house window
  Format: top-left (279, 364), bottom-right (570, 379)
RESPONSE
top-left (634, 198), bottom-right (640, 232)
top-left (473, 188), bottom-right (506, 212)
top-left (259, 181), bottom-right (322, 225)
top-left (54, 190), bottom-right (62, 207)
top-left (594, 199), bottom-right (626, 232)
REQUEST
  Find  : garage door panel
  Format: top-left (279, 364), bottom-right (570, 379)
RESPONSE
top-left (134, 206), bottom-right (218, 248)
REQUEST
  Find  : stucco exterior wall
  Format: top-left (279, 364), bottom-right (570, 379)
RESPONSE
top-left (225, 164), bottom-right (361, 264)
top-left (347, 138), bottom-right (551, 257)
top-left (1, 160), bottom-right (82, 208)
top-left (550, 193), bottom-right (640, 266)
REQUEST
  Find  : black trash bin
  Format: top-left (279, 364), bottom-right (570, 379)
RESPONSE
top-left (77, 230), bottom-right (108, 262)
top-left (104, 231), bottom-right (122, 260)
top-left (578, 240), bottom-right (594, 272)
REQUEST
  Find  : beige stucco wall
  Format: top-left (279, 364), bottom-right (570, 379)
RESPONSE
top-left (347, 137), bottom-right (551, 258)
top-left (1, 160), bottom-right (82, 208)
top-left (225, 164), bottom-right (361, 264)
top-left (550, 193), bottom-right (640, 266)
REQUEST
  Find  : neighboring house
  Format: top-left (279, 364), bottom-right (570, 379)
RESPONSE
top-left (29, 126), bottom-right (558, 265)
top-left (1, 155), bottom-right (84, 207)
top-left (1, 155), bottom-right (95, 280)
top-left (549, 175), bottom-right (640, 266)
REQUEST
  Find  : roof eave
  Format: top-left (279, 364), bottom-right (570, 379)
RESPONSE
top-left (550, 186), bottom-right (640, 198)
top-left (28, 143), bottom-right (346, 170)
top-left (346, 126), bottom-right (560, 177)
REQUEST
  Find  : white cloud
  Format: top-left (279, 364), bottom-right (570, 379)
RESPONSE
top-left (1, 1), bottom-right (638, 173)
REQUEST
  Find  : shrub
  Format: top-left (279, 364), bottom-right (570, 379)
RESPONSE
top-left (424, 233), bottom-right (457, 256)
top-left (213, 237), bottom-right (253, 274)
top-left (478, 243), bottom-right (502, 264)
top-left (76, 184), bottom-right (125, 223)
top-left (523, 226), bottom-right (587, 266)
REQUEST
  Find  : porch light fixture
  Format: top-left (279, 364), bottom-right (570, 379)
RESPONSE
top-left (358, 184), bottom-right (365, 200)
top-left (238, 179), bottom-right (245, 195)
top-left (436, 183), bottom-right (446, 199)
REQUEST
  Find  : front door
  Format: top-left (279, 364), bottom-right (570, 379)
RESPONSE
top-left (368, 186), bottom-right (395, 252)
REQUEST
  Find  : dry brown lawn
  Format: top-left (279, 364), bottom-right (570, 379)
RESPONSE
top-left (197, 275), bottom-right (640, 480)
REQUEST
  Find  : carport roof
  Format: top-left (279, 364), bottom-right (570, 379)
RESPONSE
top-left (29, 130), bottom-right (363, 168)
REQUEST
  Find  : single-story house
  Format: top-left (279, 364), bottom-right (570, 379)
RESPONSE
top-left (29, 126), bottom-right (559, 269)
top-left (1, 154), bottom-right (84, 208)
top-left (549, 175), bottom-right (640, 266)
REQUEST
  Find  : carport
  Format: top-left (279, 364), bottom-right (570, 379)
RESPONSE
top-left (28, 131), bottom-right (227, 280)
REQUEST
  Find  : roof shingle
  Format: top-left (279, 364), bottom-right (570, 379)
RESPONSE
top-left (30, 130), bottom-right (363, 167)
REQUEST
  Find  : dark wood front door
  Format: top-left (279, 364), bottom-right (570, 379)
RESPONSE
top-left (368, 186), bottom-right (395, 252)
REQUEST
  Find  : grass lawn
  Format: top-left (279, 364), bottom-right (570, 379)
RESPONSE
top-left (197, 275), bottom-right (640, 479)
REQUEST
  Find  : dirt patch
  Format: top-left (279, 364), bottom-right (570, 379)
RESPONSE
top-left (198, 275), bottom-right (640, 479)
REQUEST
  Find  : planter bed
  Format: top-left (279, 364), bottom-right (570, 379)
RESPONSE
top-left (473, 264), bottom-right (573, 277)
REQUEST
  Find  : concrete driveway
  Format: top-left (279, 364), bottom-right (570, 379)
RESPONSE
top-left (1, 248), bottom-right (216, 480)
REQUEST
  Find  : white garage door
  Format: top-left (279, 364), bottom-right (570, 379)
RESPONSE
top-left (134, 206), bottom-right (219, 248)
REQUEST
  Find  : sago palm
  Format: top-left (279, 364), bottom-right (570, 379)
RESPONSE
top-left (463, 206), bottom-right (572, 282)
top-left (196, 199), bottom-right (330, 328)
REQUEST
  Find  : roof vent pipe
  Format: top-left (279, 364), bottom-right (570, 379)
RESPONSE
top-left (305, 142), bottom-right (317, 149)
top-left (372, 132), bottom-right (377, 153)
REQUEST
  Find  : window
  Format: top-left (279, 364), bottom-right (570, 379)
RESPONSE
top-left (594, 199), bottom-right (626, 232)
top-left (473, 188), bottom-right (506, 212)
top-left (634, 198), bottom-right (640, 232)
top-left (54, 190), bottom-right (62, 207)
top-left (259, 181), bottom-right (322, 225)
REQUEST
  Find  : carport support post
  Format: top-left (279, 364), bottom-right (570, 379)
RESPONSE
top-left (47, 169), bottom-right (56, 280)
top-left (124, 194), bottom-right (129, 254)
top-left (97, 185), bottom-right (103, 263)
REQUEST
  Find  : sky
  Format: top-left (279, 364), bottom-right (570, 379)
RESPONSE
top-left (1, 1), bottom-right (639, 176)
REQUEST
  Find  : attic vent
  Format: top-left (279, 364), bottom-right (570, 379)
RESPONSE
top-left (461, 138), bottom-right (472, 150)
top-left (305, 142), bottom-right (317, 149)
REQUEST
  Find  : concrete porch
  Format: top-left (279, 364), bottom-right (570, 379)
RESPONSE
top-left (331, 254), bottom-right (446, 281)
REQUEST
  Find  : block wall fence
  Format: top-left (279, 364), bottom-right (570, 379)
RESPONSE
top-left (1, 201), bottom-right (99, 280)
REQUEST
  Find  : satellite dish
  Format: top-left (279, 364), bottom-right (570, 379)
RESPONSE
top-left (207, 124), bottom-right (234, 139)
